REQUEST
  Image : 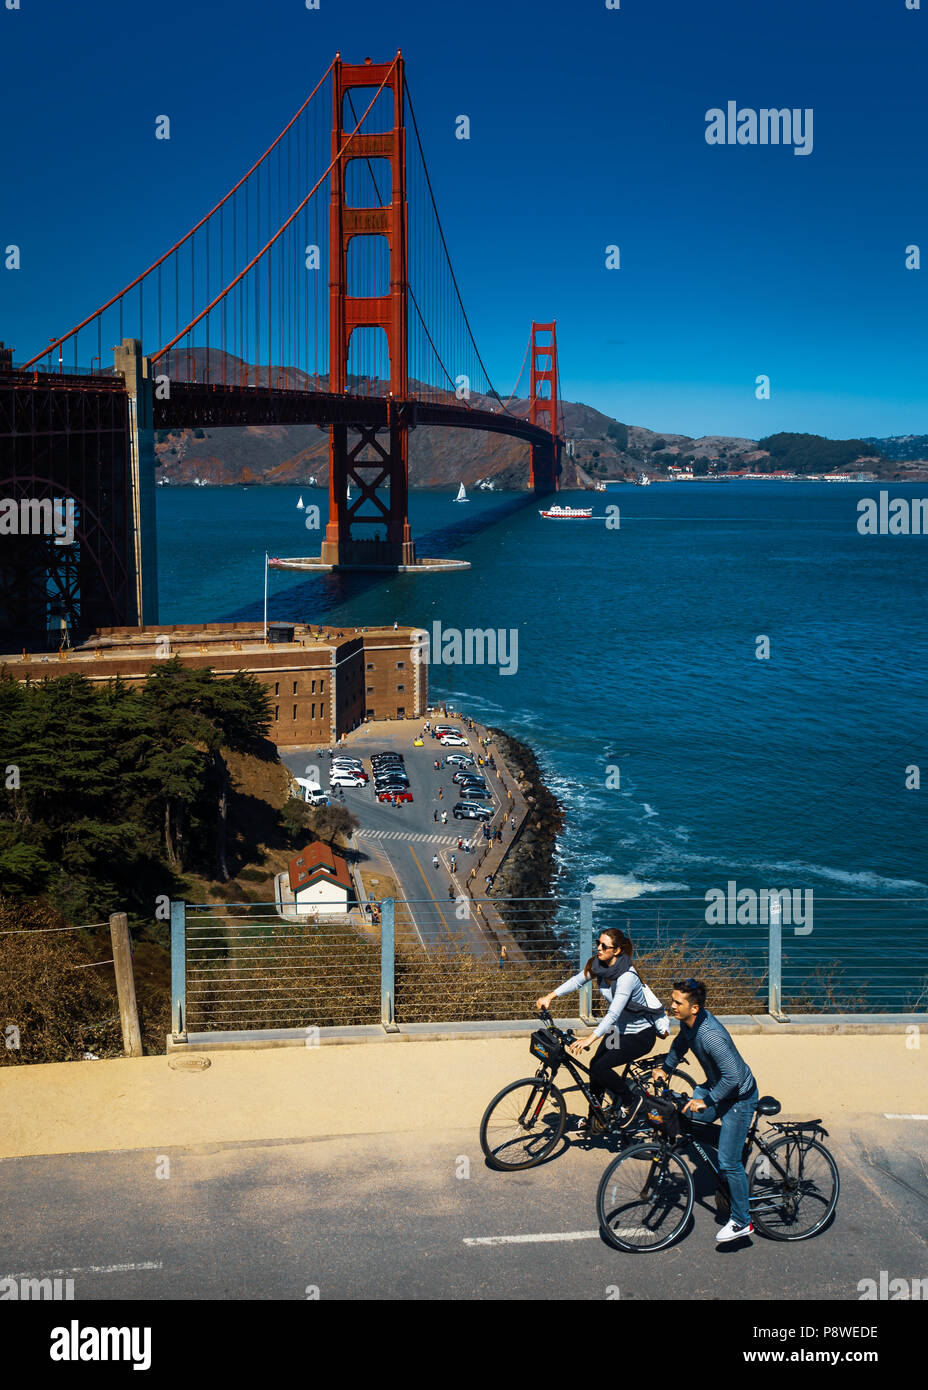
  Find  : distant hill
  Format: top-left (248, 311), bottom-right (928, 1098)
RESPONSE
top-left (864, 435), bottom-right (928, 463)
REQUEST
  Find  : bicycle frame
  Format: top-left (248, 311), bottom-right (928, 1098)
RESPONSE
top-left (531, 1013), bottom-right (660, 1132)
top-left (663, 1108), bottom-right (821, 1214)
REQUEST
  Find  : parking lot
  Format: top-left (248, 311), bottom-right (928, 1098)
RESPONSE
top-left (279, 715), bottom-right (520, 951)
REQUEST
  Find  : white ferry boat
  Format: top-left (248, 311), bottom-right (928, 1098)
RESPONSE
top-left (539, 504), bottom-right (593, 519)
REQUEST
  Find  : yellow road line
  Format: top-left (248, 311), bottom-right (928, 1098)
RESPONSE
top-left (408, 844), bottom-right (450, 933)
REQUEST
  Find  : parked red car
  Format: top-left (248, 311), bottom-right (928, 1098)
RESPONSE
top-left (378, 788), bottom-right (413, 803)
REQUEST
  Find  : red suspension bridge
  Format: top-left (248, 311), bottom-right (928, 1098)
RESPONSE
top-left (0, 52), bottom-right (563, 646)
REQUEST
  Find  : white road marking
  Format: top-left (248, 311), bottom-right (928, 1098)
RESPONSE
top-left (3, 1261), bottom-right (163, 1277)
top-left (463, 1230), bottom-right (600, 1247)
top-left (357, 829), bottom-right (459, 845)
top-left (883, 1114), bottom-right (928, 1120)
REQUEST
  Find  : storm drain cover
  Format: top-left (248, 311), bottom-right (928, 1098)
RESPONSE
top-left (168, 1055), bottom-right (212, 1072)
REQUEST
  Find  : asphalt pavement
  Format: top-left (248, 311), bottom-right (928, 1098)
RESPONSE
top-left (2, 1115), bottom-right (925, 1301)
top-left (280, 725), bottom-right (511, 950)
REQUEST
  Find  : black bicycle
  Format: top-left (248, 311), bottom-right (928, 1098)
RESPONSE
top-left (596, 1088), bottom-right (840, 1252)
top-left (478, 1008), bottom-right (698, 1171)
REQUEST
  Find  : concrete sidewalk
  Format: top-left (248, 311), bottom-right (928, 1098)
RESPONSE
top-left (2, 1032), bottom-right (924, 1161)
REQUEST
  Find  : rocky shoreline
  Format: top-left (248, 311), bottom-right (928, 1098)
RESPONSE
top-left (487, 726), bottom-right (564, 902)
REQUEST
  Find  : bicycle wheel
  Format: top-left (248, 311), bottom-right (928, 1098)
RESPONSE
top-left (749, 1135), bottom-right (839, 1240)
top-left (479, 1077), bottom-right (567, 1170)
top-left (597, 1142), bottom-right (694, 1252)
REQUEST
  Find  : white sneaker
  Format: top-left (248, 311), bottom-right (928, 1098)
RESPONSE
top-left (715, 1218), bottom-right (753, 1243)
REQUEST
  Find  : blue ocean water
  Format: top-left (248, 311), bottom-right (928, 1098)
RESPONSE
top-left (157, 481), bottom-right (928, 1004)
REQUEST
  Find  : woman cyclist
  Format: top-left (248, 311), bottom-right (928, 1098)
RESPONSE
top-left (536, 927), bottom-right (667, 1135)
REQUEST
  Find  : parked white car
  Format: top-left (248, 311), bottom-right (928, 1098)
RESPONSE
top-left (329, 770), bottom-right (367, 788)
top-left (439, 735), bottom-right (468, 747)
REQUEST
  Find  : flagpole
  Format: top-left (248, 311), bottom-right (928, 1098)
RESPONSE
top-left (263, 552), bottom-right (268, 642)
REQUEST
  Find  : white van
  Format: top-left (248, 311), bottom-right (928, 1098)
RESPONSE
top-left (294, 777), bottom-right (328, 806)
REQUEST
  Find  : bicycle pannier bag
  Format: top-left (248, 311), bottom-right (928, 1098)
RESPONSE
top-left (529, 1028), bottom-right (562, 1064)
top-left (644, 1093), bottom-right (680, 1142)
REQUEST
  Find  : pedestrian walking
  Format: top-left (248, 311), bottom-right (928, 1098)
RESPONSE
top-left (498, 946), bottom-right (508, 970)
top-left (457, 837), bottom-right (463, 850)
top-left (450, 854), bottom-right (457, 873)
top-left (441, 810), bottom-right (447, 825)
top-left (485, 873), bottom-right (493, 889)
top-left (510, 816), bottom-right (516, 831)
top-left (449, 885), bottom-right (455, 900)
top-left (438, 786), bottom-right (443, 800)
top-left (434, 809), bottom-right (439, 822)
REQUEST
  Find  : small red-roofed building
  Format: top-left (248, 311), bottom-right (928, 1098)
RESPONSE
top-left (286, 843), bottom-right (353, 916)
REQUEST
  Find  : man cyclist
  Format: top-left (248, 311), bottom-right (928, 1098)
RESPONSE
top-left (653, 978), bottom-right (759, 1244)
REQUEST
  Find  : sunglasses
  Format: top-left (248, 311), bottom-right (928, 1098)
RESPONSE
top-left (596, 942), bottom-right (615, 951)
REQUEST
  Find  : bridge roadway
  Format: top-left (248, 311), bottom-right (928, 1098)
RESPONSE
top-left (154, 381), bottom-right (561, 473)
top-left (0, 1032), bottom-right (925, 1303)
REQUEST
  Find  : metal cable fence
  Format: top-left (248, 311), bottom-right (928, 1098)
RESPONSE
top-left (181, 902), bottom-right (380, 1032)
top-left (392, 897), bottom-right (582, 1024)
top-left (170, 893), bottom-right (928, 1037)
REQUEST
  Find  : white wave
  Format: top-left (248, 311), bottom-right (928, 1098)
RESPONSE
top-left (633, 848), bottom-right (928, 896)
top-left (588, 873), bottom-right (690, 901)
top-left (745, 858), bottom-right (928, 894)
top-left (640, 803), bottom-right (659, 819)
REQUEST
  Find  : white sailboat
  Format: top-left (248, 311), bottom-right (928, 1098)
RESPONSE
top-left (297, 495), bottom-right (304, 509)
top-left (454, 481), bottom-right (469, 503)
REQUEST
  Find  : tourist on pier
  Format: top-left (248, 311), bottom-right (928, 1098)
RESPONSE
top-left (535, 928), bottom-right (670, 1138)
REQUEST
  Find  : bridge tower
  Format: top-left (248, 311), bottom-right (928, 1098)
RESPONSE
top-left (528, 320), bottom-right (561, 494)
top-left (321, 53), bottom-right (416, 568)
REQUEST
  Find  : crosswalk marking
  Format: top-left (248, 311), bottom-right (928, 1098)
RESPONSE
top-left (356, 829), bottom-right (460, 845)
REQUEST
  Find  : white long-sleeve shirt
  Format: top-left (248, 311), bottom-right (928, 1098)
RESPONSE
top-left (553, 966), bottom-right (653, 1040)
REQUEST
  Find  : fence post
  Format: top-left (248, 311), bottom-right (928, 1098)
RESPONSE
top-left (170, 900), bottom-right (187, 1041)
top-left (767, 896), bottom-right (788, 1022)
top-left (579, 892), bottom-right (594, 1024)
top-left (109, 912), bottom-right (143, 1057)
top-left (381, 898), bottom-right (399, 1032)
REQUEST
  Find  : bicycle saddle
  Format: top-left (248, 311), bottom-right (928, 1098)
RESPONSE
top-left (756, 1095), bottom-right (781, 1115)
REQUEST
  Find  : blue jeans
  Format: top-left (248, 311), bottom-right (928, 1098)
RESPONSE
top-left (690, 1085), bottom-right (758, 1227)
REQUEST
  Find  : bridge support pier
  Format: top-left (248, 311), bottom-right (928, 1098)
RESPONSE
top-left (531, 437), bottom-right (562, 496)
top-left (114, 338), bottom-right (159, 625)
top-left (321, 413), bottom-right (416, 568)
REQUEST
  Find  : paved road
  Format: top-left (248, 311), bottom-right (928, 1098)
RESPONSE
top-left (281, 729), bottom-right (510, 951)
top-left (2, 1116), bottom-right (925, 1301)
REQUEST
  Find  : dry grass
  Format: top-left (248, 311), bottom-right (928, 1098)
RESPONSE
top-left (0, 898), bottom-right (168, 1063)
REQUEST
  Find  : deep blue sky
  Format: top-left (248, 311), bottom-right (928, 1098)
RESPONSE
top-left (1, 0), bottom-right (925, 438)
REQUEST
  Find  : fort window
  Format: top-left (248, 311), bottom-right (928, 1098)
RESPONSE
top-left (274, 705), bottom-right (279, 721)
top-left (397, 684), bottom-right (405, 692)
top-left (293, 705), bottom-right (297, 720)
top-left (274, 681), bottom-right (279, 696)
top-left (293, 681), bottom-right (298, 695)
top-left (396, 661), bottom-right (405, 669)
